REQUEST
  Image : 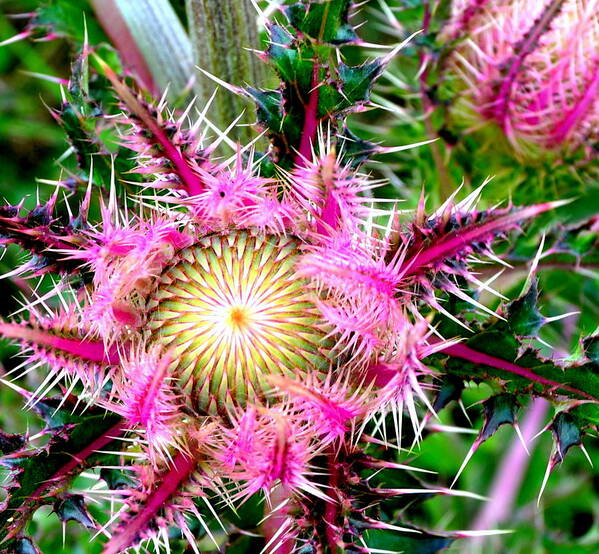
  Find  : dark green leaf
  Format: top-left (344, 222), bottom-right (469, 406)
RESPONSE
top-left (480, 394), bottom-right (519, 441)
top-left (32, 1), bottom-right (107, 44)
top-left (3, 537), bottom-right (41, 554)
top-left (583, 335), bottom-right (599, 364)
top-left (267, 27), bottom-right (314, 92)
top-left (99, 467), bottom-right (137, 490)
top-left (337, 127), bottom-right (379, 165)
top-left (337, 60), bottom-right (384, 109)
top-left (285, 0), bottom-right (358, 44)
top-left (432, 376), bottom-right (464, 412)
top-left (0, 431), bottom-right (26, 455)
top-left (365, 528), bottom-right (454, 553)
top-left (550, 412), bottom-right (582, 464)
top-left (246, 88), bottom-right (284, 134)
top-left (53, 495), bottom-right (96, 529)
top-left (507, 279), bottom-right (545, 337)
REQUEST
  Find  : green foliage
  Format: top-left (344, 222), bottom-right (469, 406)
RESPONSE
top-left (248, 2), bottom-right (390, 169)
top-left (429, 270), bottom-right (599, 486)
top-left (284, 0), bottom-right (357, 44)
top-left (507, 280), bottom-right (545, 337)
top-left (30, 0), bottom-right (106, 44)
top-left (0, 396), bottom-right (122, 549)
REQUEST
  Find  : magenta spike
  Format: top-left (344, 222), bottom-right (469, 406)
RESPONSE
top-left (0, 322), bottom-right (120, 364)
top-left (103, 451), bottom-right (196, 554)
top-left (439, 342), bottom-right (596, 402)
top-left (403, 202), bottom-right (565, 277)
top-left (0, 30), bottom-right (32, 47)
top-left (98, 60), bottom-right (205, 196)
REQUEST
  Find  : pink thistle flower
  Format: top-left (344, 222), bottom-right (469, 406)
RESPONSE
top-left (268, 373), bottom-right (368, 444)
top-left (0, 47), bottom-right (565, 553)
top-left (213, 405), bottom-right (328, 502)
top-left (443, 0), bottom-right (599, 156)
top-left (99, 345), bottom-right (185, 466)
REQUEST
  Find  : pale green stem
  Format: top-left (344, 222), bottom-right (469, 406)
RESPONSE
top-left (185, 0), bottom-right (266, 141)
top-left (92, 0), bottom-right (194, 102)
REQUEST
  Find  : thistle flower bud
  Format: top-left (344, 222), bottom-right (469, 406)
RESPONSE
top-left (443, 0), bottom-right (599, 156)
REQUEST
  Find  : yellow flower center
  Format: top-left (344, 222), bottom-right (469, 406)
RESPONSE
top-left (146, 231), bottom-right (332, 414)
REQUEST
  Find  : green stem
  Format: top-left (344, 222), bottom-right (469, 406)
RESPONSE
top-left (185, 0), bottom-right (266, 141)
top-left (91, 0), bottom-right (193, 101)
top-left (419, 1), bottom-right (454, 201)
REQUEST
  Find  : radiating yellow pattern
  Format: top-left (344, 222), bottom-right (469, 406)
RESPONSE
top-left (147, 231), bottom-right (331, 414)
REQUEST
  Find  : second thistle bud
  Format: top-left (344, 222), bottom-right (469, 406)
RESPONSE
top-left (442, 0), bottom-right (599, 157)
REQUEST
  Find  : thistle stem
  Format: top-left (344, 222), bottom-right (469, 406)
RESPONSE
top-left (419, 1), bottom-right (453, 201)
top-left (185, 0), bottom-right (265, 141)
top-left (296, 65), bottom-right (321, 166)
top-left (104, 450), bottom-right (196, 554)
top-left (438, 341), bottom-right (596, 401)
top-left (324, 447), bottom-right (341, 553)
top-left (36, 421), bottom-right (126, 494)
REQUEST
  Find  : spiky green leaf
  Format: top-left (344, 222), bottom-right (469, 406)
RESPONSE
top-left (583, 335), bottom-right (599, 364)
top-left (550, 412), bottom-right (583, 464)
top-left (0, 403), bottom-right (123, 546)
top-left (480, 394), bottom-right (519, 442)
top-left (507, 279), bottom-right (545, 337)
top-left (285, 0), bottom-right (358, 44)
top-left (53, 495), bottom-right (96, 529)
top-left (337, 60), bottom-right (384, 109)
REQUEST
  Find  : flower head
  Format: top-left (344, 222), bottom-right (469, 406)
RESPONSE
top-left (0, 7), bottom-right (566, 552)
top-left (443, 0), bottom-right (599, 156)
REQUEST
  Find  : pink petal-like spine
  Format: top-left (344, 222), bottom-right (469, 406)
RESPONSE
top-left (402, 202), bottom-right (561, 277)
top-left (0, 322), bottom-right (119, 364)
top-left (98, 59), bottom-right (205, 196)
top-left (103, 451), bottom-right (196, 554)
